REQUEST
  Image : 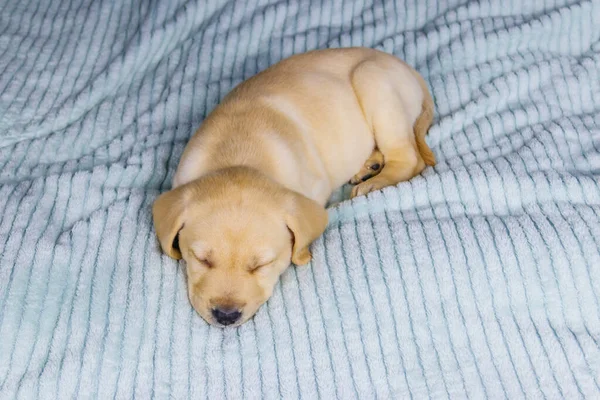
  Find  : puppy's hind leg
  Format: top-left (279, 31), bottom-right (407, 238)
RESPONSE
top-left (413, 71), bottom-right (436, 167)
top-left (349, 148), bottom-right (384, 185)
top-left (350, 59), bottom-right (432, 198)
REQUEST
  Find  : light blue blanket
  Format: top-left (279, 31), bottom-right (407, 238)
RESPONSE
top-left (1, 0), bottom-right (600, 398)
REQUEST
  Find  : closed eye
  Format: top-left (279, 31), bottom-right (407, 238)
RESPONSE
top-left (191, 252), bottom-right (212, 268)
top-left (249, 261), bottom-right (273, 273)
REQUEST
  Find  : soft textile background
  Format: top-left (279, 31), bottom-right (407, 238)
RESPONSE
top-left (1, 0), bottom-right (599, 398)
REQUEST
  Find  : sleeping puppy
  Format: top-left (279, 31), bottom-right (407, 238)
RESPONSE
top-left (153, 47), bottom-right (435, 327)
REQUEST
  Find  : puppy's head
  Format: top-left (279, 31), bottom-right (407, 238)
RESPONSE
top-left (152, 167), bottom-right (328, 327)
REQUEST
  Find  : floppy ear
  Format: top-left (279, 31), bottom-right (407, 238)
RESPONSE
top-left (152, 187), bottom-right (189, 259)
top-left (285, 192), bottom-right (329, 265)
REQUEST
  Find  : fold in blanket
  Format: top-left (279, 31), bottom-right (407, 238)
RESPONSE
top-left (1, 0), bottom-right (600, 398)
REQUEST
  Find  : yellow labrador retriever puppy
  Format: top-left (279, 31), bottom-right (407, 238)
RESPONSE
top-left (153, 47), bottom-right (435, 327)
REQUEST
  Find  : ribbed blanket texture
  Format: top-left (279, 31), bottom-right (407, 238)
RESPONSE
top-left (1, 0), bottom-right (600, 398)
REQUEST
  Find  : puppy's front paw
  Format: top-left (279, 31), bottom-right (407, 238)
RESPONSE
top-left (292, 248), bottom-right (312, 265)
top-left (350, 176), bottom-right (391, 198)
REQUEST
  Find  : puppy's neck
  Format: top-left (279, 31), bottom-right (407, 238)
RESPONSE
top-left (174, 100), bottom-right (332, 205)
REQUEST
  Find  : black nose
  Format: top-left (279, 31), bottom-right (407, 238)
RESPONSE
top-left (212, 307), bottom-right (242, 326)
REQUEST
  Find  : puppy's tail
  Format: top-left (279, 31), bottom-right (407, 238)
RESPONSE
top-left (413, 73), bottom-right (436, 166)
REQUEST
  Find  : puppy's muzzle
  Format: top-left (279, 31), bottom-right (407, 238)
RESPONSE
top-left (212, 307), bottom-right (242, 326)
